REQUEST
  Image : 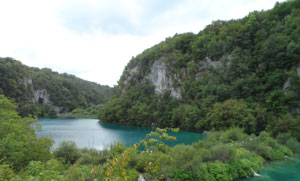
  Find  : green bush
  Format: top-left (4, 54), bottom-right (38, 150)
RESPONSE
top-left (277, 133), bottom-right (300, 153)
top-left (0, 95), bottom-right (53, 170)
top-left (22, 159), bottom-right (65, 181)
top-left (0, 164), bottom-right (15, 181)
top-left (79, 148), bottom-right (110, 165)
top-left (53, 141), bottom-right (81, 164)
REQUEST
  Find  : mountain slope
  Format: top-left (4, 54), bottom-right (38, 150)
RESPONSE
top-left (0, 57), bottom-right (112, 117)
top-left (99, 0), bottom-right (300, 136)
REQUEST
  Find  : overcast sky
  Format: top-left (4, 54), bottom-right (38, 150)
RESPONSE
top-left (0, 0), bottom-right (284, 87)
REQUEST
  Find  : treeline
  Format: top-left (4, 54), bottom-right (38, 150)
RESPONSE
top-left (0, 57), bottom-right (112, 117)
top-left (1, 94), bottom-right (300, 180)
top-left (99, 0), bottom-right (300, 139)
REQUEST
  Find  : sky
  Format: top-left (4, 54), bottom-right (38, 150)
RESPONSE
top-left (0, 0), bottom-right (284, 87)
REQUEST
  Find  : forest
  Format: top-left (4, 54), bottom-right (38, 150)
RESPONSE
top-left (0, 57), bottom-right (112, 118)
top-left (99, 0), bottom-right (300, 140)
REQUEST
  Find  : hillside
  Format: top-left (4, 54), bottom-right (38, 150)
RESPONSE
top-left (0, 57), bottom-right (112, 117)
top-left (99, 0), bottom-right (300, 137)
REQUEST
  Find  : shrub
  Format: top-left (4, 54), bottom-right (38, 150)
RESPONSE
top-left (276, 132), bottom-right (300, 153)
top-left (79, 148), bottom-right (110, 165)
top-left (22, 159), bottom-right (65, 180)
top-left (53, 141), bottom-right (81, 164)
top-left (0, 164), bottom-right (14, 181)
top-left (0, 95), bottom-right (53, 170)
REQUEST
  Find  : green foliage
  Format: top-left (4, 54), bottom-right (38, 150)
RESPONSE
top-left (0, 164), bottom-right (15, 181)
top-left (60, 105), bottom-right (103, 119)
top-left (276, 132), bottom-right (300, 153)
top-left (0, 58), bottom-right (112, 117)
top-left (21, 159), bottom-right (65, 181)
top-left (0, 95), bottom-right (53, 170)
top-left (53, 141), bottom-right (81, 165)
top-left (205, 99), bottom-right (266, 134)
top-left (100, 0), bottom-right (300, 137)
top-left (268, 114), bottom-right (300, 140)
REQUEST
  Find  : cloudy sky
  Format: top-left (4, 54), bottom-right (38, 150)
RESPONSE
top-left (0, 0), bottom-right (283, 86)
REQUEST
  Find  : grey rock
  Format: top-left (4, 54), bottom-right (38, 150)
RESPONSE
top-left (146, 60), bottom-right (181, 99)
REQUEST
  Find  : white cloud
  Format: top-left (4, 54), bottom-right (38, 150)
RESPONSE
top-left (0, 0), bottom-right (284, 86)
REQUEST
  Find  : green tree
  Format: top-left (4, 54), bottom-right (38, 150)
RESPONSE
top-left (0, 95), bottom-right (53, 170)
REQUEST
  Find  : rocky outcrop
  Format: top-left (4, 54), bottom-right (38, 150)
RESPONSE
top-left (23, 77), bottom-right (32, 88)
top-left (145, 60), bottom-right (181, 99)
top-left (34, 89), bottom-right (51, 105)
top-left (34, 89), bottom-right (63, 113)
top-left (283, 66), bottom-right (300, 93)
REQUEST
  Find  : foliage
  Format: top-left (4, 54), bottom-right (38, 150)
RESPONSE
top-left (20, 159), bottom-right (65, 181)
top-left (99, 0), bottom-right (300, 139)
top-left (205, 99), bottom-right (266, 134)
top-left (60, 105), bottom-right (103, 118)
top-left (0, 95), bottom-right (53, 170)
top-left (0, 164), bottom-right (15, 181)
top-left (53, 141), bottom-right (81, 164)
top-left (0, 57), bottom-right (112, 117)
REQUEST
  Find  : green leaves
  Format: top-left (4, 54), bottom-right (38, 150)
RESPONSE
top-left (0, 95), bottom-right (53, 170)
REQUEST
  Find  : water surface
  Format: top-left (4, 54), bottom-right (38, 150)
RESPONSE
top-left (37, 118), bottom-right (204, 150)
top-left (238, 155), bottom-right (300, 181)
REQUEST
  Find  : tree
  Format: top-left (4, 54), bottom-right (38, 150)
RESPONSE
top-left (0, 95), bottom-right (53, 170)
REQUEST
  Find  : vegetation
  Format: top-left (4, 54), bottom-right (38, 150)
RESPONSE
top-left (58, 105), bottom-right (103, 119)
top-left (0, 58), bottom-right (112, 117)
top-left (1, 0), bottom-right (300, 180)
top-left (0, 95), bottom-right (53, 171)
top-left (99, 0), bottom-right (300, 141)
top-left (1, 94), bottom-right (300, 180)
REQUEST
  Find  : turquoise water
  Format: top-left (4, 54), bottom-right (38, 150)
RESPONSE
top-left (238, 155), bottom-right (300, 181)
top-left (37, 118), bottom-right (204, 150)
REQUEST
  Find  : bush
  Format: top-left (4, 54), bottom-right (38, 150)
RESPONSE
top-left (53, 141), bottom-right (81, 164)
top-left (205, 99), bottom-right (266, 134)
top-left (79, 148), bottom-right (110, 165)
top-left (209, 144), bottom-right (236, 162)
top-left (64, 164), bottom-right (95, 181)
top-left (0, 164), bottom-right (14, 181)
top-left (0, 95), bottom-right (53, 170)
top-left (277, 133), bottom-right (300, 153)
top-left (243, 132), bottom-right (293, 160)
top-left (22, 159), bottom-right (65, 180)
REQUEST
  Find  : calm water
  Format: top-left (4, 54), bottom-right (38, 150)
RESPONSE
top-left (237, 155), bottom-right (300, 181)
top-left (37, 118), bottom-right (204, 150)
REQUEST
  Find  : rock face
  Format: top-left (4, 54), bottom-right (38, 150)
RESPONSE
top-left (283, 67), bottom-right (300, 93)
top-left (145, 60), bottom-right (181, 99)
top-left (34, 89), bottom-right (63, 113)
top-left (34, 89), bottom-right (51, 105)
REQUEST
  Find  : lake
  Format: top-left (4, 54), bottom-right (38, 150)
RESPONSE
top-left (37, 118), bottom-right (204, 150)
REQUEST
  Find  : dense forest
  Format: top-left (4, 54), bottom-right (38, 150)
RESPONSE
top-left (0, 57), bottom-right (112, 117)
top-left (99, 0), bottom-right (300, 140)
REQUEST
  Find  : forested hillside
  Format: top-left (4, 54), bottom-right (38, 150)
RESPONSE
top-left (99, 0), bottom-right (300, 138)
top-left (0, 57), bottom-right (112, 117)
